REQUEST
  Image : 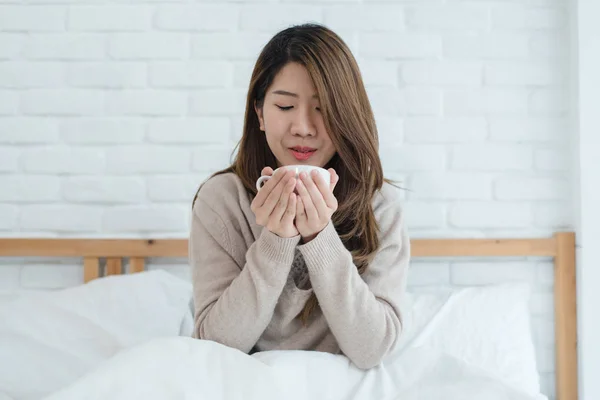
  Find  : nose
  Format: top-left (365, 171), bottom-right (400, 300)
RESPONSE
top-left (291, 109), bottom-right (316, 138)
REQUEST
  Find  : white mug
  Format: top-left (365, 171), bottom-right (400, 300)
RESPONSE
top-left (256, 165), bottom-right (330, 191)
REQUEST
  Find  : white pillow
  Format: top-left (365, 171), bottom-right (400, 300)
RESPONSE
top-left (0, 270), bottom-right (193, 400)
top-left (397, 283), bottom-right (540, 396)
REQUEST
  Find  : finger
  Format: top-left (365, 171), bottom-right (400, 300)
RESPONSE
top-left (328, 168), bottom-right (339, 192)
top-left (296, 193), bottom-right (305, 222)
top-left (270, 177), bottom-right (295, 222)
top-left (296, 175), bottom-right (319, 221)
top-left (262, 170), bottom-right (295, 215)
top-left (253, 168), bottom-right (288, 208)
top-left (301, 171), bottom-right (327, 218)
top-left (261, 166), bottom-right (274, 177)
top-left (281, 192), bottom-right (296, 226)
top-left (314, 170), bottom-right (338, 210)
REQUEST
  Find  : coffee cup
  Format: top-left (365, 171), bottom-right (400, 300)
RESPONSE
top-left (256, 165), bottom-right (330, 191)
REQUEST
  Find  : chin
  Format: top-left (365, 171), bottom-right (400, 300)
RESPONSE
top-left (290, 160), bottom-right (323, 167)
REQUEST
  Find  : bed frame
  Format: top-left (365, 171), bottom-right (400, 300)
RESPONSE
top-left (0, 231), bottom-right (578, 399)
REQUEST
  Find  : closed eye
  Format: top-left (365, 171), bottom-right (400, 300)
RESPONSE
top-left (276, 105), bottom-right (293, 111)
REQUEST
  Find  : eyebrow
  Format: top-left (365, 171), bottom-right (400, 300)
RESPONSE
top-left (272, 90), bottom-right (318, 99)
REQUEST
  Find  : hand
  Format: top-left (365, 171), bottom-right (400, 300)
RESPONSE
top-left (295, 168), bottom-right (339, 243)
top-left (251, 167), bottom-right (299, 238)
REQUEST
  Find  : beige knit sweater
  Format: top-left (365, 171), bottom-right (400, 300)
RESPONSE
top-left (189, 172), bottom-right (410, 369)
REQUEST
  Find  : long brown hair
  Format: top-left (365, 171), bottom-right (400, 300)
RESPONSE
top-left (193, 23), bottom-right (390, 325)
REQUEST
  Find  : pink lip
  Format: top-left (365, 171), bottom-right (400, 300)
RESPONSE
top-left (290, 147), bottom-right (316, 161)
top-left (290, 146), bottom-right (317, 152)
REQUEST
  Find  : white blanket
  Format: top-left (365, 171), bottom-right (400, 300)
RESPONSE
top-left (43, 336), bottom-right (548, 400)
top-left (0, 271), bottom-right (548, 400)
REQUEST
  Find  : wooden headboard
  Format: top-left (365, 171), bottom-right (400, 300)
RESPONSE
top-left (0, 231), bottom-right (578, 399)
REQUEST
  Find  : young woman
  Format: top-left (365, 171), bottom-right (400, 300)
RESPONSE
top-left (189, 23), bottom-right (410, 369)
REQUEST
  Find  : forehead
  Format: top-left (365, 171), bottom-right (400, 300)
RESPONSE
top-left (269, 62), bottom-right (318, 98)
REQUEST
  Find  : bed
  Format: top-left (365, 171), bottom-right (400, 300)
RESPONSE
top-left (0, 232), bottom-right (577, 400)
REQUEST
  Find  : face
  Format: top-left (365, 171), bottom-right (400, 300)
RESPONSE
top-left (255, 62), bottom-right (336, 168)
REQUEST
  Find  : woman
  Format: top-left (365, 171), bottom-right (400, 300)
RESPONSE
top-left (189, 23), bottom-right (410, 369)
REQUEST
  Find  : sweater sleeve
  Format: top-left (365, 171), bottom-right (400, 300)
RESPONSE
top-left (189, 198), bottom-right (300, 354)
top-left (296, 197), bottom-right (410, 369)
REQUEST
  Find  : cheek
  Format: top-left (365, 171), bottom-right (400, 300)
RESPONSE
top-left (263, 112), bottom-right (288, 154)
top-left (319, 127), bottom-right (335, 150)
top-left (322, 134), bottom-right (337, 159)
top-left (263, 108), bottom-right (288, 136)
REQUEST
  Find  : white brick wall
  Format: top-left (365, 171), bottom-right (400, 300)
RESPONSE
top-left (0, 2), bottom-right (571, 398)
